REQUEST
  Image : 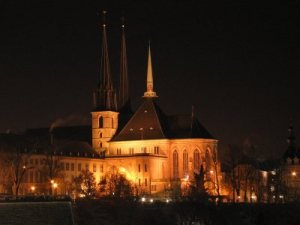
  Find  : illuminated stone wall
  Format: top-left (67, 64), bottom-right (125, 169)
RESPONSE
top-left (91, 111), bottom-right (118, 152)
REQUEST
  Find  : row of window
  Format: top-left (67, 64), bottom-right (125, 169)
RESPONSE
top-left (173, 149), bottom-right (211, 178)
top-left (138, 178), bottom-right (148, 186)
top-left (60, 162), bottom-right (104, 173)
top-left (115, 146), bottom-right (160, 155)
top-left (138, 164), bottom-right (148, 172)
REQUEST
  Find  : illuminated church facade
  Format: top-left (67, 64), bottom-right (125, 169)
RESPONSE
top-left (0, 15), bottom-right (221, 198)
top-left (88, 15), bottom-right (219, 196)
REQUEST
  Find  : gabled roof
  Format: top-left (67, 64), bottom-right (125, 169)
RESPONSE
top-left (166, 115), bottom-right (214, 139)
top-left (112, 98), bottom-right (215, 142)
top-left (112, 98), bottom-right (166, 141)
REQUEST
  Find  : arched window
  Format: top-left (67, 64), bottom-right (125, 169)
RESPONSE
top-left (173, 150), bottom-right (179, 179)
top-left (99, 116), bottom-right (104, 128)
top-left (100, 133), bottom-right (102, 138)
top-left (100, 142), bottom-right (102, 148)
top-left (183, 150), bottom-right (188, 176)
top-left (194, 149), bottom-right (200, 172)
top-left (111, 118), bottom-right (114, 128)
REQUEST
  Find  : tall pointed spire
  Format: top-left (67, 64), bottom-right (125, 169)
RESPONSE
top-left (119, 17), bottom-right (130, 109)
top-left (100, 10), bottom-right (112, 90)
top-left (143, 43), bottom-right (157, 98)
top-left (284, 121), bottom-right (298, 159)
top-left (93, 11), bottom-right (117, 111)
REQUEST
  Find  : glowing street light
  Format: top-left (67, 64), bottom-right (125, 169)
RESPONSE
top-left (292, 171), bottom-right (297, 176)
top-left (31, 186), bottom-right (35, 192)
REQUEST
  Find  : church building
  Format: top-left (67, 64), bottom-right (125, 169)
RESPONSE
top-left (89, 13), bottom-right (219, 196)
top-left (0, 13), bottom-right (221, 198)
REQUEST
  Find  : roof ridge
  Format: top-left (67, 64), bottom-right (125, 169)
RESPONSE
top-left (151, 100), bottom-right (166, 138)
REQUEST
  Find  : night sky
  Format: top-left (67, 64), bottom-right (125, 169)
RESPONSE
top-left (0, 0), bottom-right (299, 158)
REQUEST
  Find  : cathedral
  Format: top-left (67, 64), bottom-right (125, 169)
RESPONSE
top-left (88, 13), bottom-right (219, 196)
top-left (0, 13), bottom-right (221, 198)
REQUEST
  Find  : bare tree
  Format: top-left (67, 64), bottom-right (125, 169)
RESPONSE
top-left (223, 144), bottom-right (243, 202)
top-left (207, 147), bottom-right (222, 202)
top-left (37, 133), bottom-right (63, 195)
top-left (0, 135), bottom-right (33, 197)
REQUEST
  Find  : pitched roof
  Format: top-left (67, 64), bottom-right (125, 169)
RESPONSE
top-left (112, 98), bottom-right (166, 141)
top-left (166, 115), bottom-right (214, 139)
top-left (112, 98), bottom-right (215, 141)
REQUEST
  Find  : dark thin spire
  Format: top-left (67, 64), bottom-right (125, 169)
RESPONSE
top-left (93, 11), bottom-right (117, 111)
top-left (100, 10), bottom-right (112, 90)
top-left (119, 16), bottom-right (130, 109)
top-left (284, 121), bottom-right (298, 159)
top-left (287, 122), bottom-right (296, 145)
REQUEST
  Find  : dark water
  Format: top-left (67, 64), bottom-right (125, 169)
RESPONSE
top-left (0, 202), bottom-right (74, 225)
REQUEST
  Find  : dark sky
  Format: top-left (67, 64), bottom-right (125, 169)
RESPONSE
top-left (0, 0), bottom-right (299, 158)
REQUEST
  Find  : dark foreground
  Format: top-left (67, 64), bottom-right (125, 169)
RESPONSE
top-left (0, 200), bottom-right (300, 225)
top-left (0, 201), bottom-right (74, 225)
top-left (74, 200), bottom-right (300, 225)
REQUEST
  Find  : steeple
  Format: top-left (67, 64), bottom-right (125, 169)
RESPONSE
top-left (93, 11), bottom-right (117, 111)
top-left (118, 17), bottom-right (130, 109)
top-left (284, 122), bottom-right (298, 159)
top-left (143, 43), bottom-right (158, 98)
top-left (287, 123), bottom-right (296, 145)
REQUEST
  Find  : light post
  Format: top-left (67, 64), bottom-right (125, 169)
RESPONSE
top-left (53, 182), bottom-right (58, 196)
top-left (31, 186), bottom-right (36, 195)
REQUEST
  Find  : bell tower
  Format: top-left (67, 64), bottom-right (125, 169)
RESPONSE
top-left (92, 11), bottom-right (118, 153)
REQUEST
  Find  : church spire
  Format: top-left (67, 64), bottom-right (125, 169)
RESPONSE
top-left (93, 11), bottom-right (117, 111)
top-left (100, 10), bottom-right (112, 90)
top-left (119, 17), bottom-right (130, 109)
top-left (143, 43), bottom-right (157, 98)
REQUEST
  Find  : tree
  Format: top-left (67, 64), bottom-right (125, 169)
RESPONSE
top-left (0, 134), bottom-right (33, 197)
top-left (223, 144), bottom-right (243, 202)
top-left (39, 146), bottom-right (62, 195)
top-left (207, 147), bottom-right (222, 202)
top-left (74, 170), bottom-right (96, 199)
top-left (187, 165), bottom-right (210, 201)
top-left (99, 168), bottom-right (133, 198)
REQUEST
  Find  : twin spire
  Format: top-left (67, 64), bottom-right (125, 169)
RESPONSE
top-left (94, 11), bottom-right (157, 112)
